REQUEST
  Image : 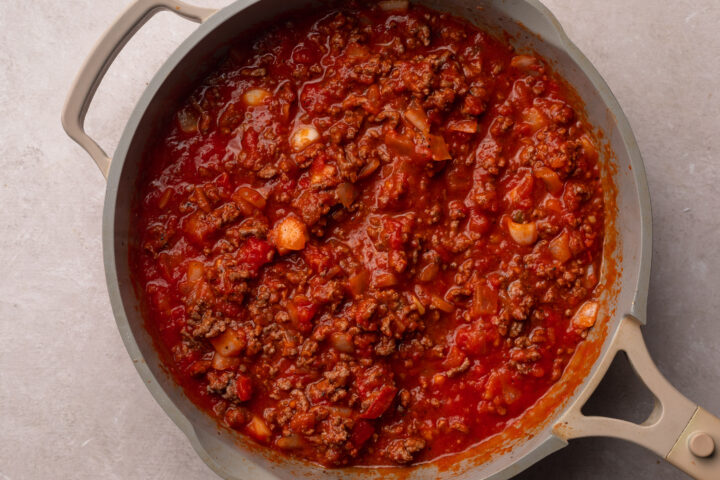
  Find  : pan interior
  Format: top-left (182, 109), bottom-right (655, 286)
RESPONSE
top-left (104, 1), bottom-right (649, 479)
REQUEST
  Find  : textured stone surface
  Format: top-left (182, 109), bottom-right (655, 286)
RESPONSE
top-left (1, 1), bottom-right (718, 478)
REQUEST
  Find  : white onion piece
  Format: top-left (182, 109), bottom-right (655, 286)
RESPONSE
top-left (186, 261), bottom-right (204, 283)
top-left (271, 216), bottom-right (308, 251)
top-left (573, 301), bottom-right (599, 329)
top-left (310, 164), bottom-right (335, 186)
top-left (522, 107), bottom-right (548, 132)
top-left (404, 107), bottom-right (429, 133)
top-left (507, 220), bottom-right (538, 246)
top-left (242, 88), bottom-right (271, 106)
top-left (580, 134), bottom-right (598, 160)
top-left (431, 295), bottom-right (454, 313)
top-left (291, 125), bottom-right (320, 151)
top-left (411, 294), bottom-right (426, 315)
top-left (233, 187), bottom-right (266, 209)
top-left (210, 329), bottom-right (245, 357)
top-left (510, 55), bottom-right (539, 71)
top-left (276, 435), bottom-right (304, 449)
top-left (448, 119), bottom-right (478, 133)
top-left (429, 134), bottom-right (451, 161)
top-left (211, 352), bottom-right (238, 370)
top-left (177, 108), bottom-right (199, 133)
top-left (247, 415), bottom-right (272, 441)
top-left (534, 166), bottom-right (563, 195)
top-left (549, 231), bottom-right (571, 262)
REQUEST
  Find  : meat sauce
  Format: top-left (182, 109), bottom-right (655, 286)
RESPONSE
top-left (131, 1), bottom-right (605, 467)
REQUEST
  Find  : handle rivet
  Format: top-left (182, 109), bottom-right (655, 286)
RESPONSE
top-left (688, 432), bottom-right (715, 458)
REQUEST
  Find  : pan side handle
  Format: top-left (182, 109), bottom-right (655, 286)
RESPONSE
top-left (61, 0), bottom-right (217, 178)
top-left (554, 316), bottom-right (720, 479)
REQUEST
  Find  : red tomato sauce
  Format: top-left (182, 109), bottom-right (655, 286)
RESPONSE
top-left (130, 1), bottom-right (605, 467)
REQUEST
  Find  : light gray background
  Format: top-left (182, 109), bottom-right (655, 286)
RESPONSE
top-left (1, 0), bottom-right (718, 478)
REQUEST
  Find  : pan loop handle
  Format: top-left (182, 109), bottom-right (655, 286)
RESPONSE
top-left (555, 316), bottom-right (720, 479)
top-left (61, 0), bottom-right (216, 178)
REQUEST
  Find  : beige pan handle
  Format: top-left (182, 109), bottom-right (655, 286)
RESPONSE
top-left (555, 316), bottom-right (720, 479)
top-left (61, 0), bottom-right (216, 178)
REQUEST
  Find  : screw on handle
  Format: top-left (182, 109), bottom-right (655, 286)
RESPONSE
top-left (667, 408), bottom-right (720, 479)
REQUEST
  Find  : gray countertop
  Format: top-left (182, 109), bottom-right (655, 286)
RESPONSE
top-left (1, 1), bottom-right (718, 478)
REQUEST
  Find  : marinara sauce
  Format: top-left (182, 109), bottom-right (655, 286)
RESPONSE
top-left (131, 1), bottom-right (605, 467)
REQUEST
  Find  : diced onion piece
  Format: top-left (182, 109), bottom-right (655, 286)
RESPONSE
top-left (510, 55), bottom-right (539, 71)
top-left (276, 434), bottom-right (304, 450)
top-left (378, 0), bottom-right (409, 11)
top-left (404, 107), bottom-right (429, 133)
top-left (374, 272), bottom-right (398, 288)
top-left (584, 263), bottom-right (598, 290)
top-left (330, 332), bottom-right (355, 353)
top-left (247, 415), bottom-right (272, 442)
top-left (348, 270), bottom-right (369, 296)
top-left (523, 107), bottom-right (548, 130)
top-left (543, 197), bottom-right (563, 213)
top-left (242, 88), bottom-right (271, 106)
top-left (310, 164), bottom-right (335, 185)
top-left (384, 130), bottom-right (415, 155)
top-left (573, 301), bottom-right (599, 329)
top-left (271, 216), bottom-right (308, 251)
top-left (428, 134), bottom-right (451, 161)
top-left (233, 187), bottom-right (266, 210)
top-left (417, 262), bottom-right (439, 282)
top-left (336, 182), bottom-right (356, 208)
top-left (431, 295), bottom-right (455, 313)
top-left (522, 107), bottom-right (548, 132)
top-left (186, 261), bottom-right (205, 283)
top-left (358, 158), bottom-right (380, 179)
top-left (210, 328), bottom-right (246, 357)
top-left (211, 352), bottom-right (239, 371)
top-left (533, 166), bottom-right (563, 195)
top-left (291, 125), bottom-right (320, 152)
top-left (506, 174), bottom-right (534, 205)
top-left (233, 197), bottom-right (255, 217)
top-left (411, 294), bottom-right (426, 315)
top-left (549, 231), bottom-right (572, 263)
top-left (507, 220), bottom-right (538, 246)
top-left (448, 119), bottom-right (478, 133)
top-left (177, 107), bottom-right (199, 133)
top-left (580, 134), bottom-right (598, 160)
